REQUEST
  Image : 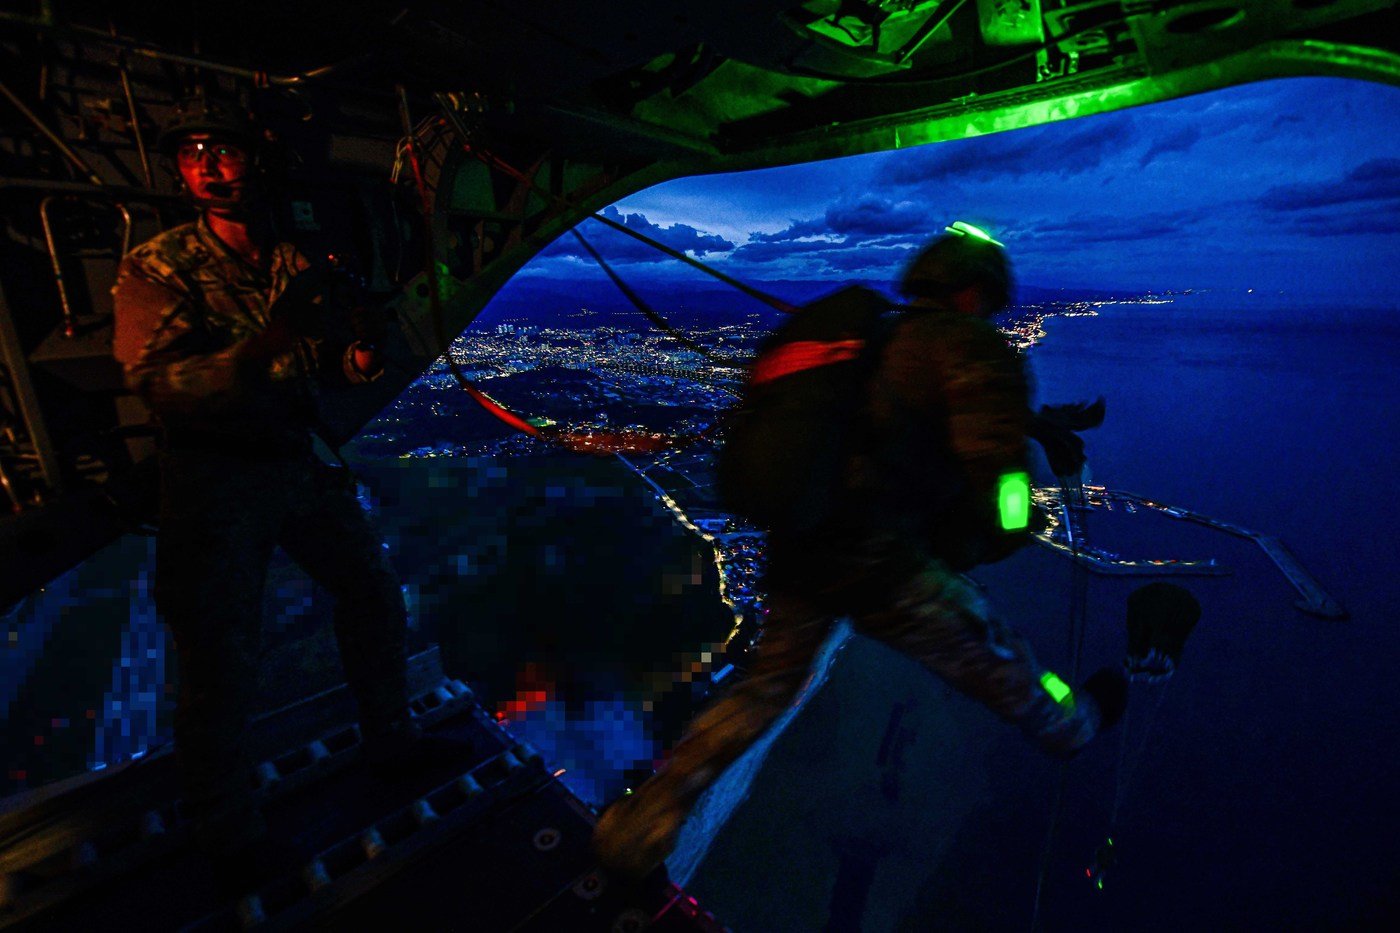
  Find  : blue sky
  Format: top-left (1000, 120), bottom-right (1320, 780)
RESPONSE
top-left (521, 77), bottom-right (1399, 307)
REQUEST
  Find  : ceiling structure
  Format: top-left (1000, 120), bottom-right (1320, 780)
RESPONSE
top-left (0, 0), bottom-right (1397, 603)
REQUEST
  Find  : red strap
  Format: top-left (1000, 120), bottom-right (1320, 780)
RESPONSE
top-left (463, 384), bottom-right (541, 436)
top-left (750, 339), bottom-right (865, 386)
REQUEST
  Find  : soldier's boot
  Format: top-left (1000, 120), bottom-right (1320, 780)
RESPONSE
top-left (592, 771), bottom-right (705, 882)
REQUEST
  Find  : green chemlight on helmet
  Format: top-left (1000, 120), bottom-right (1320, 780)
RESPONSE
top-left (1040, 670), bottom-right (1072, 705)
top-left (998, 471), bottom-right (1030, 531)
top-left (945, 220), bottom-right (1003, 248)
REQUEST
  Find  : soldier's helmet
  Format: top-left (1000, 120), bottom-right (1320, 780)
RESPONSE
top-left (156, 96), bottom-right (259, 156)
top-left (900, 222), bottom-right (1011, 313)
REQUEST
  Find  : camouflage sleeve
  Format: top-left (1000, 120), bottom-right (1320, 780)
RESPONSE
top-left (111, 256), bottom-right (260, 416)
top-left (937, 321), bottom-right (1030, 495)
top-left (886, 317), bottom-right (1031, 565)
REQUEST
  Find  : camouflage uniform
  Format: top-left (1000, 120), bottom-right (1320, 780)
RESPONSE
top-left (595, 302), bottom-right (1101, 879)
top-left (113, 217), bottom-right (409, 844)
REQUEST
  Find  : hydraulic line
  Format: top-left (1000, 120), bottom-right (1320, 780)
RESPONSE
top-left (398, 90), bottom-right (722, 454)
top-left (1030, 473), bottom-right (1091, 930)
top-left (431, 94), bottom-right (802, 316)
top-left (111, 19), bottom-right (154, 189)
top-left (395, 84), bottom-right (545, 444)
top-left (0, 82), bottom-right (105, 186)
top-left (394, 93), bottom-right (753, 452)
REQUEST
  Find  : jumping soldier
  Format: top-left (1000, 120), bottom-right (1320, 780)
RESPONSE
top-left (593, 225), bottom-right (1128, 880)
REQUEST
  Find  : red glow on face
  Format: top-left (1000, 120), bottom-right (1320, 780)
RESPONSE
top-left (176, 134), bottom-right (251, 204)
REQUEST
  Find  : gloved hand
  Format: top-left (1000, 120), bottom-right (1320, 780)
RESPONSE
top-left (1029, 397), bottom-right (1105, 477)
top-left (351, 304), bottom-right (389, 349)
top-left (268, 269), bottom-right (327, 339)
top-left (1082, 666), bottom-right (1128, 732)
top-left (1040, 397), bottom-right (1106, 431)
top-left (1039, 424), bottom-right (1087, 478)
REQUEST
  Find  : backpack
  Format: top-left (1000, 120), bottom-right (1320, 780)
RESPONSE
top-left (717, 286), bottom-right (894, 532)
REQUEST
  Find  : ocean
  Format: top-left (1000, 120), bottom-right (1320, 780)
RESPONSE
top-left (674, 293), bottom-right (1399, 930)
top-left (1016, 294), bottom-right (1400, 928)
top-left (4, 291), bottom-right (1395, 929)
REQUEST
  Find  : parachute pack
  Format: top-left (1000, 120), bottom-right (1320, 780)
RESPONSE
top-left (717, 286), bottom-right (894, 533)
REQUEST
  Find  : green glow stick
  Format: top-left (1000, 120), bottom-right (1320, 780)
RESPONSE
top-left (945, 220), bottom-right (1004, 247)
top-left (999, 471), bottom-right (1031, 531)
top-left (1040, 670), bottom-right (1072, 705)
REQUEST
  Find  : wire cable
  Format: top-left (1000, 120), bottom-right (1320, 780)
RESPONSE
top-left (1030, 473), bottom-right (1091, 930)
top-left (569, 227), bottom-right (730, 364)
top-left (431, 93), bottom-right (802, 316)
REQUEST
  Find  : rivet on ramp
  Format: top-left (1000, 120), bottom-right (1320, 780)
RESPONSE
top-left (360, 828), bottom-right (386, 860)
top-left (236, 893), bottom-right (268, 929)
top-left (302, 859), bottom-right (332, 892)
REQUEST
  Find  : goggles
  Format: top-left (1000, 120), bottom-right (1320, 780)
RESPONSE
top-left (175, 140), bottom-right (249, 168)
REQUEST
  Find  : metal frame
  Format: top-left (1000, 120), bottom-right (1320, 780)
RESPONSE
top-left (39, 195), bottom-right (133, 338)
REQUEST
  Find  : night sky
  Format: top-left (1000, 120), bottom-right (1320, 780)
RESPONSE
top-left (523, 77), bottom-right (1399, 307)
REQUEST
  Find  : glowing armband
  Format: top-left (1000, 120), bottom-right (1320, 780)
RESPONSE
top-left (998, 471), bottom-right (1031, 531)
top-left (1040, 670), bottom-right (1072, 705)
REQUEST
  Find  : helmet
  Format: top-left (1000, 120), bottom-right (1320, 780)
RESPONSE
top-left (156, 97), bottom-right (258, 155)
top-left (899, 222), bottom-right (1011, 313)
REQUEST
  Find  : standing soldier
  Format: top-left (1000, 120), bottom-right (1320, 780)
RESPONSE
top-left (112, 97), bottom-right (419, 876)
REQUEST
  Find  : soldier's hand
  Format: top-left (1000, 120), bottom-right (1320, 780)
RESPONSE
top-left (351, 304), bottom-right (389, 348)
top-left (1039, 397), bottom-right (1106, 431)
top-left (1037, 424), bottom-right (1087, 477)
top-left (269, 270), bottom-right (327, 339)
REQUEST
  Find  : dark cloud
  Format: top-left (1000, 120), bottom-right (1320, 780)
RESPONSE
top-left (1256, 112), bottom-right (1306, 142)
top-left (729, 237), bottom-right (855, 264)
top-left (817, 243), bottom-right (919, 272)
top-left (1139, 125), bottom-right (1203, 167)
top-left (1263, 203), bottom-right (1400, 238)
top-left (823, 197), bottom-right (929, 235)
top-left (540, 205), bottom-right (735, 264)
top-left (878, 113), bottom-right (1138, 185)
top-left (1010, 208), bottom-right (1207, 245)
top-left (1257, 158), bottom-right (1400, 213)
top-left (729, 232), bottom-right (920, 276)
top-left (752, 196), bottom-right (929, 244)
top-left (749, 218), bottom-right (827, 243)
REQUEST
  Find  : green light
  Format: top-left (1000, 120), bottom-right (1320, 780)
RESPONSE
top-left (1096, 878), bottom-right (1104, 891)
top-left (998, 471), bottom-right (1030, 531)
top-left (946, 221), bottom-right (1004, 247)
top-left (1040, 670), bottom-right (1072, 705)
